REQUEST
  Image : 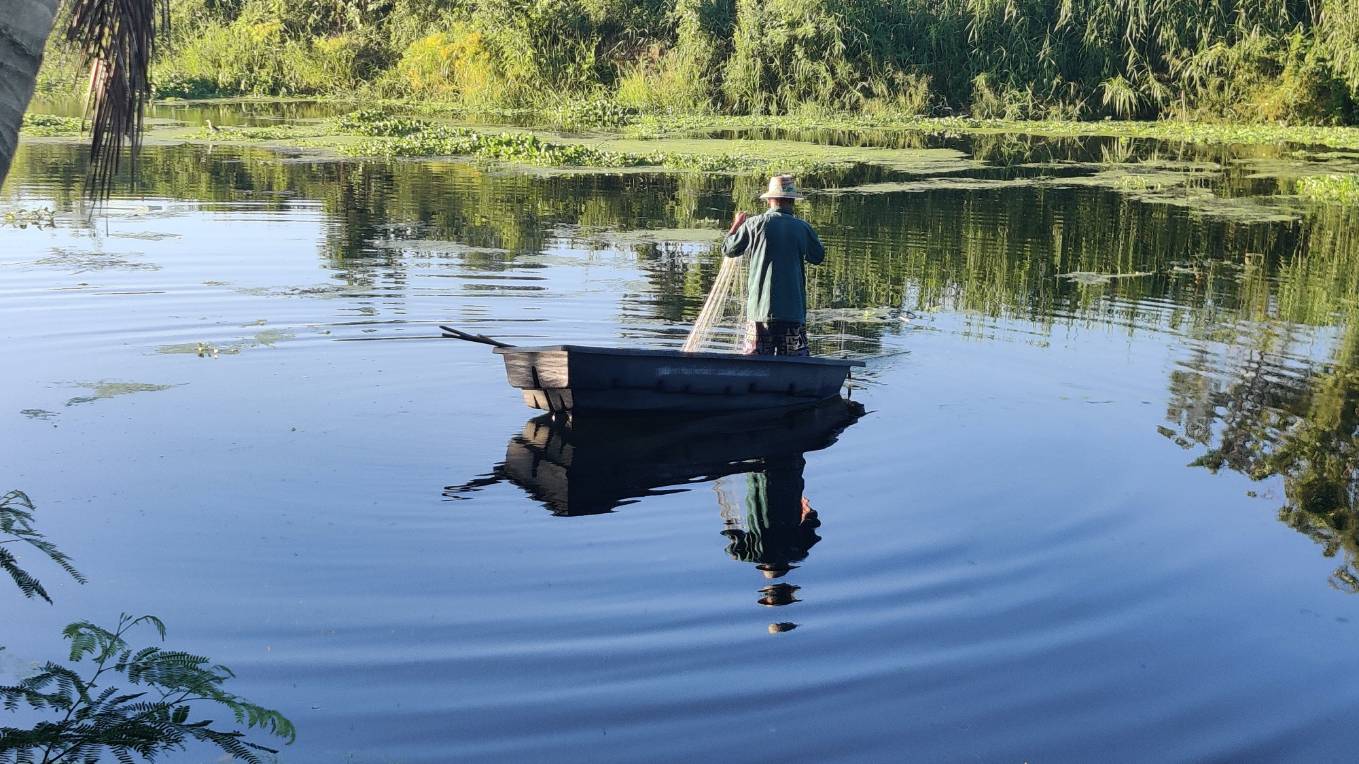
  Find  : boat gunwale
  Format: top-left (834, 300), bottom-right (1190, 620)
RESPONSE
top-left (493, 344), bottom-right (866, 367)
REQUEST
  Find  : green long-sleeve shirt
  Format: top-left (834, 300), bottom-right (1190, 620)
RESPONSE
top-left (721, 208), bottom-right (825, 322)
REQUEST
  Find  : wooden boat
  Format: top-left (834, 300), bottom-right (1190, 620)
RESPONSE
top-left (445, 398), bottom-right (865, 515)
top-left (442, 327), bottom-right (864, 414)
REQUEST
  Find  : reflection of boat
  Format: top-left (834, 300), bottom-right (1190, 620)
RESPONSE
top-left (441, 326), bottom-right (863, 414)
top-left (449, 398), bottom-right (864, 516)
top-left (496, 345), bottom-right (864, 414)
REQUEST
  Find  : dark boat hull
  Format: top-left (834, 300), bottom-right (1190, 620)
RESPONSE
top-left (493, 344), bottom-right (864, 414)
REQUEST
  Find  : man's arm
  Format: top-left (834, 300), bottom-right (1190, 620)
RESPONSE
top-left (805, 225), bottom-right (825, 265)
top-left (722, 211), bottom-right (751, 258)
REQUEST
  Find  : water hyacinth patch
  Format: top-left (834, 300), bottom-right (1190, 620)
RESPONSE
top-left (19, 114), bottom-right (84, 136)
top-left (1295, 174), bottom-right (1359, 204)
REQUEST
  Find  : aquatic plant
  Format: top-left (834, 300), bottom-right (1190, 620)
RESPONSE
top-left (330, 111), bottom-right (841, 173)
top-left (18, 114), bottom-right (83, 137)
top-left (1296, 174), bottom-right (1359, 204)
top-left (0, 490), bottom-right (84, 603)
top-left (1, 207), bottom-right (57, 230)
top-left (344, 124), bottom-right (643, 167)
top-left (552, 99), bottom-right (640, 130)
top-left (0, 614), bottom-right (295, 763)
top-left (333, 109), bottom-right (430, 136)
top-left (193, 122), bottom-right (330, 140)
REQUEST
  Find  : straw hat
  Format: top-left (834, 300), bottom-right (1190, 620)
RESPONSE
top-left (759, 174), bottom-right (805, 200)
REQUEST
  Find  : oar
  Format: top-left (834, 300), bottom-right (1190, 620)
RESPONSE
top-left (440, 325), bottom-right (515, 348)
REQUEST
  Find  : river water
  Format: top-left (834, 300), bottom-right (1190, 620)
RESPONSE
top-left (5, 112), bottom-right (1359, 761)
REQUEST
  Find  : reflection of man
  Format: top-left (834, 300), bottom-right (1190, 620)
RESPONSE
top-left (722, 455), bottom-right (821, 579)
top-left (722, 175), bottom-right (825, 356)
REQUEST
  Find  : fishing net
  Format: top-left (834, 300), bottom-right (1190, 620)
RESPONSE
top-left (682, 255), bottom-right (747, 353)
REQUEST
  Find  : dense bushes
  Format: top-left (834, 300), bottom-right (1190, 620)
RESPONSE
top-left (56, 0), bottom-right (1359, 123)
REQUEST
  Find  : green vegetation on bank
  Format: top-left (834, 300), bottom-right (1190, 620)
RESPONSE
top-left (31, 1), bottom-right (1359, 126)
top-left (625, 113), bottom-right (1359, 151)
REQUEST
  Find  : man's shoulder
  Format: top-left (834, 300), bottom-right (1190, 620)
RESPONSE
top-left (761, 209), bottom-right (806, 224)
top-left (764, 210), bottom-right (817, 233)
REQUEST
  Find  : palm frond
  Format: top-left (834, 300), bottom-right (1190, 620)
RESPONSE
top-left (62, 0), bottom-right (169, 199)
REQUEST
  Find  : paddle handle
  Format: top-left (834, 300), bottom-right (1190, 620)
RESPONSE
top-left (440, 325), bottom-right (514, 348)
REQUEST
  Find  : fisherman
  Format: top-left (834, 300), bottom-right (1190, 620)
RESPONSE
top-left (722, 174), bottom-right (825, 356)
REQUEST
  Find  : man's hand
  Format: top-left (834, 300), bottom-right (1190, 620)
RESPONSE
top-left (728, 211), bottom-right (748, 234)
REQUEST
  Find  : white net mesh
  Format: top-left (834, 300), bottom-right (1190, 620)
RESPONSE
top-left (682, 255), bottom-right (747, 353)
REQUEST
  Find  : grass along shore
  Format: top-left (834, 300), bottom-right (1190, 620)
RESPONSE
top-left (20, 100), bottom-right (1359, 185)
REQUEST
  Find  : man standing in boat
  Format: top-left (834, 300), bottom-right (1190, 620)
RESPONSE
top-left (722, 175), bottom-right (825, 356)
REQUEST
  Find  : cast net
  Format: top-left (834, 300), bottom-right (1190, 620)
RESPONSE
top-left (682, 255), bottom-right (747, 353)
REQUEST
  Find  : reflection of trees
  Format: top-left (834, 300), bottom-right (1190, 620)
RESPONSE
top-left (1173, 342), bottom-right (1359, 591)
top-left (1159, 204), bottom-right (1359, 590)
top-left (8, 141), bottom-right (1359, 354)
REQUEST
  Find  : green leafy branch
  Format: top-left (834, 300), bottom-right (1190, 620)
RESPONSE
top-left (0, 614), bottom-right (296, 764)
top-left (0, 491), bottom-right (85, 604)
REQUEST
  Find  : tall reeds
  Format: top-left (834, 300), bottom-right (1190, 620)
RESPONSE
top-left (130, 0), bottom-right (1359, 123)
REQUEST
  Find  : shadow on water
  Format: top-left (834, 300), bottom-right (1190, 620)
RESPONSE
top-left (446, 399), bottom-right (864, 630)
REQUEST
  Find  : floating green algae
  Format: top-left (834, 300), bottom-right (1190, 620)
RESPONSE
top-left (64, 381), bottom-right (179, 407)
top-left (156, 327), bottom-right (296, 357)
top-left (108, 231), bottom-right (182, 241)
top-left (34, 248), bottom-right (159, 273)
top-left (573, 227), bottom-right (727, 246)
top-left (370, 239), bottom-right (511, 256)
top-left (253, 328), bottom-right (294, 346)
top-left (807, 306), bottom-right (914, 323)
top-left (1058, 270), bottom-right (1157, 285)
top-left (1040, 165), bottom-right (1305, 223)
top-left (1133, 188), bottom-right (1304, 224)
top-left (819, 177), bottom-right (1033, 195)
top-left (156, 342), bottom-right (243, 357)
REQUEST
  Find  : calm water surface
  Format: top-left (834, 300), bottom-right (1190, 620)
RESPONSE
top-left (5, 116), bottom-right (1359, 761)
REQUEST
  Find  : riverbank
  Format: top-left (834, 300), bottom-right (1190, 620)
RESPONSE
top-left (23, 101), bottom-right (1359, 162)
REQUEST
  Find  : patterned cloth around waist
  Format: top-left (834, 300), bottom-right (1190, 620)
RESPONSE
top-left (743, 321), bottom-right (810, 356)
